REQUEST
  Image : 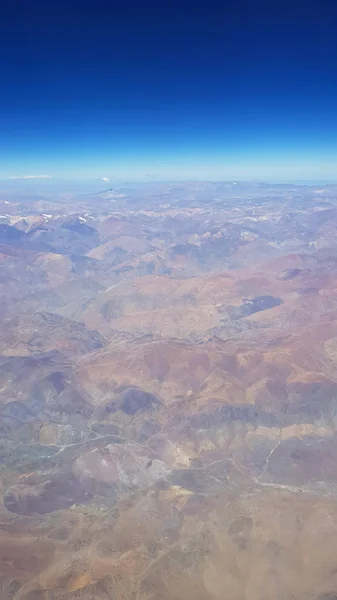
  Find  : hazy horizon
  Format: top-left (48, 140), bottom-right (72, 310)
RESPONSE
top-left (1, 1), bottom-right (336, 182)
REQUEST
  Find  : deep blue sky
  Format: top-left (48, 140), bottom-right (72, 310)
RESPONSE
top-left (0, 0), bottom-right (336, 181)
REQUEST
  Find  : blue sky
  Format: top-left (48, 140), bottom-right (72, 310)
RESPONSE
top-left (0, 0), bottom-right (336, 182)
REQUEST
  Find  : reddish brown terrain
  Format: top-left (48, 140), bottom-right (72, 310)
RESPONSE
top-left (1, 181), bottom-right (337, 599)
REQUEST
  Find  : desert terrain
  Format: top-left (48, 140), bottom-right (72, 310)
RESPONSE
top-left (1, 181), bottom-right (337, 599)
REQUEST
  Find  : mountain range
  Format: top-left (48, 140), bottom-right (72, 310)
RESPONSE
top-left (1, 181), bottom-right (337, 599)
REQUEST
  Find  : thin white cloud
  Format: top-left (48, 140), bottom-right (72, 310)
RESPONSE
top-left (101, 177), bottom-right (110, 182)
top-left (10, 175), bottom-right (53, 180)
